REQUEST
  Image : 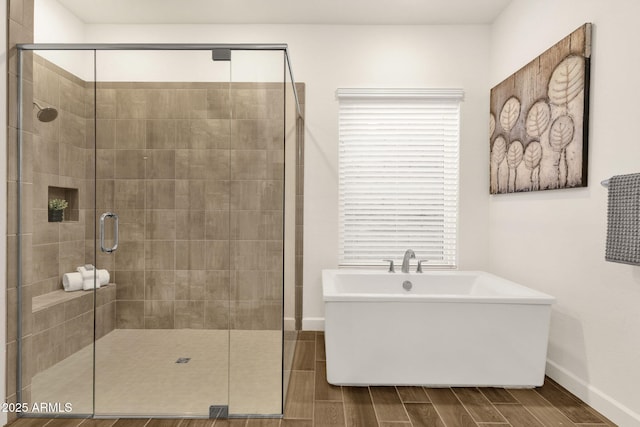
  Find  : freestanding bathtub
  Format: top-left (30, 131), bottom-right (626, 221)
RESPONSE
top-left (322, 269), bottom-right (555, 387)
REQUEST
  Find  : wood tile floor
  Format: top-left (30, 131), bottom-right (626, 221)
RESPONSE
top-left (8, 331), bottom-right (617, 427)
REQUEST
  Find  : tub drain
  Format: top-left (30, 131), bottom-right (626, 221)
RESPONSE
top-left (402, 280), bottom-right (412, 291)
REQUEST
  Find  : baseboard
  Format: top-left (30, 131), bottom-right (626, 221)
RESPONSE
top-left (546, 359), bottom-right (640, 426)
top-left (302, 317), bottom-right (325, 331)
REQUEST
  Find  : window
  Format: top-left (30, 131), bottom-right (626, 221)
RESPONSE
top-left (337, 88), bottom-right (462, 267)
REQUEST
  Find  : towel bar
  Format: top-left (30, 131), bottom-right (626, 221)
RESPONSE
top-left (601, 179), bottom-right (610, 187)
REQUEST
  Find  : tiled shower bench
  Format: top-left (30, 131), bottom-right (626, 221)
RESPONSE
top-left (31, 284), bottom-right (116, 376)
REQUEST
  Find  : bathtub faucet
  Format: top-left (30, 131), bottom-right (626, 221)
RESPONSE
top-left (401, 249), bottom-right (415, 273)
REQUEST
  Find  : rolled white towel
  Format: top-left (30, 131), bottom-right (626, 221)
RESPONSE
top-left (82, 277), bottom-right (101, 291)
top-left (62, 272), bottom-right (83, 292)
top-left (77, 265), bottom-right (109, 290)
top-left (97, 269), bottom-right (110, 286)
top-left (77, 266), bottom-right (92, 278)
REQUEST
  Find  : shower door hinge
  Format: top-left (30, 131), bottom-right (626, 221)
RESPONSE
top-left (209, 405), bottom-right (229, 419)
top-left (212, 49), bottom-right (231, 61)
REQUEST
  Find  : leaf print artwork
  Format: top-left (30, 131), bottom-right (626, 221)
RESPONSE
top-left (490, 136), bottom-right (507, 193)
top-left (499, 97), bottom-right (521, 133)
top-left (523, 141), bottom-right (542, 190)
top-left (548, 55), bottom-right (585, 107)
top-left (506, 141), bottom-right (524, 192)
top-left (488, 24), bottom-right (590, 193)
top-left (489, 113), bottom-right (496, 138)
top-left (525, 101), bottom-right (551, 138)
top-left (549, 115), bottom-right (575, 188)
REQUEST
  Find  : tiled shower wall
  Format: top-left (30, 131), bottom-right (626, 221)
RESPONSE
top-left (95, 82), bottom-right (287, 330)
top-left (27, 62), bottom-right (299, 332)
top-left (30, 54), bottom-right (116, 376)
top-left (32, 55), bottom-right (93, 298)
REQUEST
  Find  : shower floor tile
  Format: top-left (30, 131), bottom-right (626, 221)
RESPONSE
top-left (30, 329), bottom-right (282, 417)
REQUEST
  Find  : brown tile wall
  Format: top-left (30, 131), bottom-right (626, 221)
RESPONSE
top-left (32, 55), bottom-right (93, 298)
top-left (26, 64), bottom-right (295, 334)
top-left (95, 82), bottom-right (288, 331)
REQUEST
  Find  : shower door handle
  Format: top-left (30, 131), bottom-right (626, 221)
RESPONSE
top-left (100, 212), bottom-right (119, 253)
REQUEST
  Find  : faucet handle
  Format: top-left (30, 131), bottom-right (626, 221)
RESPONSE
top-left (416, 259), bottom-right (428, 273)
top-left (383, 259), bottom-right (395, 273)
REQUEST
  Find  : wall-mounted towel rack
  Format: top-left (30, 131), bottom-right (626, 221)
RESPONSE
top-left (601, 179), bottom-right (610, 187)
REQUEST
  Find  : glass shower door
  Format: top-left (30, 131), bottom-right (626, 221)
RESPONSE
top-left (93, 49), bottom-right (233, 417)
top-left (25, 48), bottom-right (97, 417)
top-left (227, 49), bottom-right (286, 416)
top-left (18, 44), bottom-right (295, 421)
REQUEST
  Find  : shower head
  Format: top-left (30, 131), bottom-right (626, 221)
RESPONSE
top-left (33, 101), bottom-right (58, 122)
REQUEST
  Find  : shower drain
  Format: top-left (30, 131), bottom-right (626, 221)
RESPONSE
top-left (175, 357), bottom-right (191, 364)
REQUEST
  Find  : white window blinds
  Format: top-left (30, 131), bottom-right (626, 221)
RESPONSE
top-left (337, 88), bottom-right (462, 268)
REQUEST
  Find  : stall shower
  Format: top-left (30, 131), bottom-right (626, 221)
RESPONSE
top-left (10, 44), bottom-right (304, 419)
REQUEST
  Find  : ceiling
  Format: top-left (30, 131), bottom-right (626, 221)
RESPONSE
top-left (56, 0), bottom-right (512, 25)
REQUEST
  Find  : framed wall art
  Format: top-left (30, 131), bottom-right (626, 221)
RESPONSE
top-left (489, 23), bottom-right (592, 194)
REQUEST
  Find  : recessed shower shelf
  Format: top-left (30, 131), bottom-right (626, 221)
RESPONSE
top-left (48, 186), bottom-right (79, 222)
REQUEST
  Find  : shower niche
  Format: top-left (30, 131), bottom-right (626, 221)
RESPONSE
top-left (13, 45), bottom-right (303, 420)
top-left (47, 186), bottom-right (79, 222)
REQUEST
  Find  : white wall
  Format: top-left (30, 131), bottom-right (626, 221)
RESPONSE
top-left (77, 24), bottom-right (492, 329)
top-left (34, 0), bottom-right (93, 80)
top-left (490, 1), bottom-right (640, 425)
top-left (34, 0), bottom-right (85, 44)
